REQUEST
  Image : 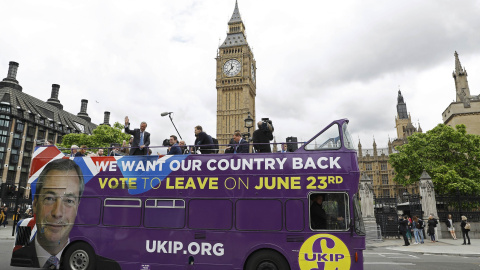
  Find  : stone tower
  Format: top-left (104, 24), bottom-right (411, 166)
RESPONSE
top-left (442, 51), bottom-right (480, 135)
top-left (453, 51), bottom-right (471, 105)
top-left (216, 1), bottom-right (256, 147)
top-left (393, 90), bottom-right (420, 148)
top-left (394, 90), bottom-right (412, 139)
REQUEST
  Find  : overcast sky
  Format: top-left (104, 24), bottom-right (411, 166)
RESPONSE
top-left (2, 0), bottom-right (480, 152)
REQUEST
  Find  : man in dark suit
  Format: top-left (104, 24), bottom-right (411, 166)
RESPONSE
top-left (167, 135), bottom-right (182, 155)
top-left (233, 131), bottom-right (249, 153)
top-left (194, 125), bottom-right (214, 154)
top-left (124, 116), bottom-right (150, 155)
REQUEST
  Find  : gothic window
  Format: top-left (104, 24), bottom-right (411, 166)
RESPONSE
top-left (366, 163), bottom-right (372, 171)
top-left (383, 189), bottom-right (390, 197)
top-left (381, 162), bottom-right (387, 171)
top-left (381, 174), bottom-right (388, 185)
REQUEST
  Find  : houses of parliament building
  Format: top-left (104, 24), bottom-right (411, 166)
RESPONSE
top-left (359, 51), bottom-right (480, 199)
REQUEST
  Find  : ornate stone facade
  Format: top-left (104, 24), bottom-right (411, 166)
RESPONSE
top-left (358, 90), bottom-right (421, 199)
top-left (442, 51), bottom-right (480, 135)
top-left (216, 1), bottom-right (256, 148)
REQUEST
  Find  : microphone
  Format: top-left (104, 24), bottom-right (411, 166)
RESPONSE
top-left (161, 112), bottom-right (173, 117)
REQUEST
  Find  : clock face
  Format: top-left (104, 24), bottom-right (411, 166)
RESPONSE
top-left (223, 59), bottom-right (241, 77)
top-left (251, 63), bottom-right (255, 82)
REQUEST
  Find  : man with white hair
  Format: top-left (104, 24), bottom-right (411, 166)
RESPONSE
top-left (70, 145), bottom-right (79, 157)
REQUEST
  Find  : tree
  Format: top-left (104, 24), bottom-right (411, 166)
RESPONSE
top-left (389, 124), bottom-right (480, 194)
top-left (58, 122), bottom-right (131, 153)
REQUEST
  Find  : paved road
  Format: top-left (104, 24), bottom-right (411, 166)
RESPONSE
top-left (0, 239), bottom-right (37, 270)
top-left (365, 245), bottom-right (480, 270)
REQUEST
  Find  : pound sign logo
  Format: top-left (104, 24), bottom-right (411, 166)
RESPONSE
top-left (298, 234), bottom-right (351, 270)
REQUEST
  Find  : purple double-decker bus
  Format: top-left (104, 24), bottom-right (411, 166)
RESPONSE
top-left (11, 118), bottom-right (365, 270)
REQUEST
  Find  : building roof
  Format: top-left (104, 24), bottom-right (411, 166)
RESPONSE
top-left (0, 86), bottom-right (97, 134)
top-left (228, 0), bottom-right (242, 24)
top-left (360, 147), bottom-right (397, 157)
top-left (220, 33), bottom-right (248, 48)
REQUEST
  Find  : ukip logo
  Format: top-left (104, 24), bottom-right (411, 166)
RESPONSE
top-left (298, 234), bottom-right (351, 270)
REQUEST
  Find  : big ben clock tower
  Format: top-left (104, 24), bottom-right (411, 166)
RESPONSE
top-left (216, 0), bottom-right (256, 148)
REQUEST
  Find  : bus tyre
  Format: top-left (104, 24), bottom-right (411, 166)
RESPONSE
top-left (245, 250), bottom-right (290, 270)
top-left (62, 242), bottom-right (96, 270)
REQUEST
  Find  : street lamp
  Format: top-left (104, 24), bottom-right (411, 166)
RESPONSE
top-left (244, 112), bottom-right (254, 138)
top-left (402, 189), bottom-right (410, 203)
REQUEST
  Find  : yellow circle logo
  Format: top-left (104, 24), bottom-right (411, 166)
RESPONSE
top-left (298, 234), bottom-right (351, 270)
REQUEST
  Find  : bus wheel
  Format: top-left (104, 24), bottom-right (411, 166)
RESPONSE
top-left (245, 250), bottom-right (290, 270)
top-left (62, 242), bottom-right (96, 270)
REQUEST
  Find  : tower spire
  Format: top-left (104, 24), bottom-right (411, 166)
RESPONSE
top-left (452, 51), bottom-right (471, 104)
top-left (396, 89), bottom-right (408, 119)
top-left (454, 51), bottom-right (464, 75)
top-left (229, 0), bottom-right (242, 24)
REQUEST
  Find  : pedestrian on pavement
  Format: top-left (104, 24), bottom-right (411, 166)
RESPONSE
top-left (427, 215), bottom-right (438, 242)
top-left (445, 214), bottom-right (457, 240)
top-left (398, 215), bottom-right (410, 246)
top-left (412, 216), bottom-right (424, 244)
top-left (460, 215), bottom-right (471, 245)
top-left (1, 206), bottom-right (8, 227)
top-left (405, 215), bottom-right (413, 243)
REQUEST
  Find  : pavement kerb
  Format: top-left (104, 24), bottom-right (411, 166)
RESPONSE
top-left (367, 238), bottom-right (480, 257)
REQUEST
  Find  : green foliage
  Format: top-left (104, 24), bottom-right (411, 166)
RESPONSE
top-left (389, 124), bottom-right (480, 194)
top-left (58, 122), bottom-right (130, 152)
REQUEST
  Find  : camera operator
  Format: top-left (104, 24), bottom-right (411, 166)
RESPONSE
top-left (252, 118), bottom-right (274, 153)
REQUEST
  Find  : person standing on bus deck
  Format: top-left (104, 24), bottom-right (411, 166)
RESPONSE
top-left (310, 194), bottom-right (327, 230)
top-left (69, 145), bottom-right (79, 157)
top-left (74, 145), bottom-right (87, 157)
top-left (167, 135), bottom-right (182, 155)
top-left (194, 125), bottom-right (214, 154)
top-left (124, 116), bottom-right (150, 155)
top-left (225, 130), bottom-right (240, 153)
top-left (233, 131), bottom-right (249, 153)
top-left (252, 121), bottom-right (273, 153)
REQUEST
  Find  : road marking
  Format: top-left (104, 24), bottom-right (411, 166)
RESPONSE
top-left (364, 262), bottom-right (416, 265)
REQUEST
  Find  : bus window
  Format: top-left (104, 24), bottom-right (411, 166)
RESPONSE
top-left (188, 199), bottom-right (232, 230)
top-left (309, 193), bottom-right (349, 231)
top-left (343, 122), bottom-right (356, 150)
top-left (236, 199), bottom-right (282, 231)
top-left (103, 198), bottom-right (142, 227)
top-left (144, 199), bottom-right (185, 229)
top-left (305, 124), bottom-right (341, 150)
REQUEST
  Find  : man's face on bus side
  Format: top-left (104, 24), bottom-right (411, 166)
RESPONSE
top-left (33, 170), bottom-right (80, 252)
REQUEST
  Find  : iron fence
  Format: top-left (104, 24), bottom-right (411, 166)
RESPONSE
top-left (374, 196), bottom-right (400, 238)
top-left (436, 189), bottom-right (480, 222)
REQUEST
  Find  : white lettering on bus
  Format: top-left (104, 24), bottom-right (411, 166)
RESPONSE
top-left (146, 240), bottom-right (224, 256)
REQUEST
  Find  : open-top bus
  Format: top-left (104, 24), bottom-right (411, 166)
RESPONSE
top-left (11, 118), bottom-right (365, 270)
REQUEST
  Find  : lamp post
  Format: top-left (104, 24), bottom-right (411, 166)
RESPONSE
top-left (244, 112), bottom-right (254, 141)
top-left (244, 112), bottom-right (254, 153)
top-left (402, 189), bottom-right (410, 203)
